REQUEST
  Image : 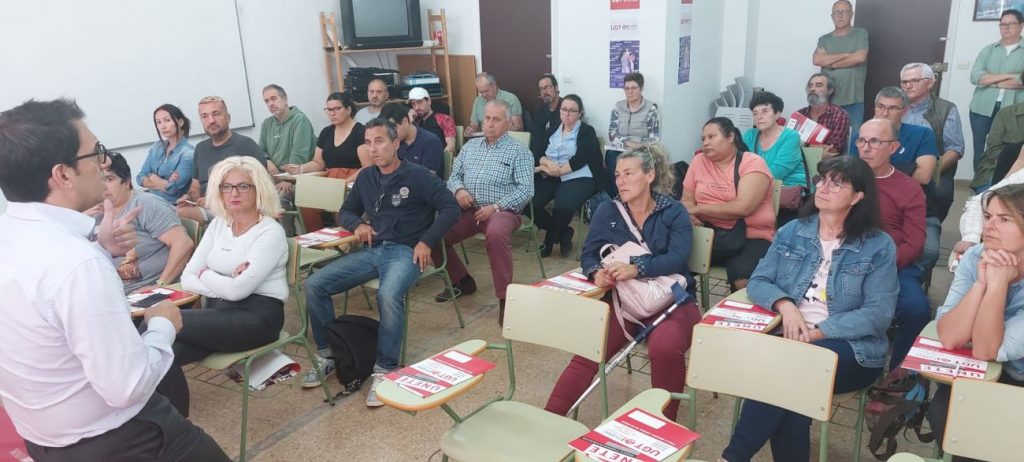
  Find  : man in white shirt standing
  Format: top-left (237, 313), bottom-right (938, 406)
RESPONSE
top-left (0, 99), bottom-right (229, 461)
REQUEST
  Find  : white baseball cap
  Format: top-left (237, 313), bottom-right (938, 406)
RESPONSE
top-left (407, 87), bottom-right (430, 102)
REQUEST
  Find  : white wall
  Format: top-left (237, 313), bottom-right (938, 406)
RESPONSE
top-left (942, 0), bottom-right (1000, 179)
top-left (552, 0), bottom-right (726, 162)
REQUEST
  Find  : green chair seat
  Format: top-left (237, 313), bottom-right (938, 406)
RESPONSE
top-left (198, 331), bottom-right (290, 370)
top-left (440, 400), bottom-right (588, 462)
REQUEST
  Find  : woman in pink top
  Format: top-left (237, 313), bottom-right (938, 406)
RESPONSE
top-left (682, 117), bottom-right (776, 290)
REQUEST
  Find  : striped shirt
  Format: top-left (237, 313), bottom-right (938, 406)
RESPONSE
top-left (447, 133), bottom-right (533, 212)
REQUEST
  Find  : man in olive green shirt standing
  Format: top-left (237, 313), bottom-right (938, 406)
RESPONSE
top-left (968, 9), bottom-right (1024, 191)
top-left (813, 0), bottom-right (869, 135)
top-left (258, 83), bottom-right (315, 232)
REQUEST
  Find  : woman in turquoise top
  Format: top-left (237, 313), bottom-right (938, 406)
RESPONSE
top-left (929, 184), bottom-right (1024, 461)
top-left (136, 104), bottom-right (194, 203)
top-left (742, 91), bottom-right (806, 188)
top-left (531, 94), bottom-right (605, 257)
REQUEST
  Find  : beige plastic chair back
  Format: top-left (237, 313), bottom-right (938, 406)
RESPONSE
top-left (802, 145), bottom-right (824, 180)
top-left (295, 175), bottom-right (346, 212)
top-left (455, 125), bottom-right (464, 155)
top-left (508, 131), bottom-right (531, 146)
top-left (771, 179), bottom-right (782, 215)
top-left (179, 217), bottom-right (202, 245)
top-left (503, 284), bottom-right (609, 362)
top-left (688, 324), bottom-right (838, 421)
top-left (943, 379), bottom-right (1024, 460)
top-left (689, 226), bottom-right (714, 275)
top-left (443, 149), bottom-right (453, 180)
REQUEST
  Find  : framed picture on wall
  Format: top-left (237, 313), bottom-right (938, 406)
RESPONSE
top-left (975, 0), bottom-right (1024, 21)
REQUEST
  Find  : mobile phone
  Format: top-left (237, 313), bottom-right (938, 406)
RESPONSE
top-left (131, 292), bottom-right (171, 308)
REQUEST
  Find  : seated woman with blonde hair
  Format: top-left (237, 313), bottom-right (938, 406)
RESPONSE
top-left (929, 184), bottom-right (1024, 462)
top-left (160, 156), bottom-right (288, 415)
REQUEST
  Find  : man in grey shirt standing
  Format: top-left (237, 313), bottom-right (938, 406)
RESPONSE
top-left (813, 0), bottom-right (869, 135)
top-left (176, 96), bottom-right (267, 223)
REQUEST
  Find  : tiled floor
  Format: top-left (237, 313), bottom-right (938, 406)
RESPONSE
top-left (186, 183), bottom-right (972, 461)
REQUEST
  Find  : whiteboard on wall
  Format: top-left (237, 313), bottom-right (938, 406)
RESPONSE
top-left (0, 0), bottom-right (254, 149)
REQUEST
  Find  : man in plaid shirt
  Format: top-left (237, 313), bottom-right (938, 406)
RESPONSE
top-left (432, 100), bottom-right (533, 325)
top-left (797, 73), bottom-right (850, 156)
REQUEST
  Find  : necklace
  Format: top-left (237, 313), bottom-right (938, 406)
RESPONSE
top-left (231, 216), bottom-right (260, 236)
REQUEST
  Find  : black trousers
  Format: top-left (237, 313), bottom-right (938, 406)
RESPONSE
top-left (531, 176), bottom-right (595, 245)
top-left (25, 393), bottom-right (229, 462)
top-left (157, 294), bottom-right (284, 416)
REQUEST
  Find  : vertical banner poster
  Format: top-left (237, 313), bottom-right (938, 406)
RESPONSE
top-left (678, 0), bottom-right (693, 84)
top-left (610, 0), bottom-right (640, 88)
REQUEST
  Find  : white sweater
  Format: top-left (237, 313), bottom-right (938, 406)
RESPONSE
top-left (181, 216), bottom-right (288, 301)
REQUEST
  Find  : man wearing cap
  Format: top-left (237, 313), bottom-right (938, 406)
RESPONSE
top-left (408, 87), bottom-right (456, 155)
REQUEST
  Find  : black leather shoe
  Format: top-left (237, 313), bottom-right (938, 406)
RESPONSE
top-left (560, 227), bottom-right (575, 258)
top-left (435, 275), bottom-right (477, 302)
top-left (498, 298), bottom-right (506, 326)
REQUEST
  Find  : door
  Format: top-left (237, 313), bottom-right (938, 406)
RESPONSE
top-left (855, 0), bottom-right (952, 120)
top-left (479, 0), bottom-right (552, 116)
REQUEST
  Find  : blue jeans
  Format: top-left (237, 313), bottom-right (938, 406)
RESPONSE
top-left (970, 105), bottom-right (999, 192)
top-left (722, 339), bottom-right (881, 462)
top-left (304, 242), bottom-right (421, 372)
top-left (604, 149), bottom-right (623, 197)
top-left (917, 216), bottom-right (941, 276)
top-left (891, 264), bottom-right (931, 370)
top-left (842, 102), bottom-right (865, 137)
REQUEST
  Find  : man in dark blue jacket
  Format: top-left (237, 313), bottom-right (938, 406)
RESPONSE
top-left (302, 118), bottom-right (459, 407)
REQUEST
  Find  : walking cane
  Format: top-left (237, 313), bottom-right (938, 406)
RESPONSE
top-left (566, 282), bottom-right (690, 416)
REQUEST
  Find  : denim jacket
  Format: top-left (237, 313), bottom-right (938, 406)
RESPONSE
top-left (747, 215), bottom-right (898, 368)
top-left (135, 139), bottom-right (194, 203)
top-left (937, 244), bottom-right (1024, 380)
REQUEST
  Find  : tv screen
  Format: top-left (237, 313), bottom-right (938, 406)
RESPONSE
top-left (341, 0), bottom-right (422, 49)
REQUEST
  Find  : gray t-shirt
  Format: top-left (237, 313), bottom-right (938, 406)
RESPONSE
top-left (192, 132), bottom-right (268, 195)
top-left (817, 27), bottom-right (869, 106)
top-left (105, 191), bottom-right (182, 294)
top-left (354, 106), bottom-right (382, 125)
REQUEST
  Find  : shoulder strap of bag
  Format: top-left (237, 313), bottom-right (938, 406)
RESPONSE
top-left (613, 200), bottom-right (646, 245)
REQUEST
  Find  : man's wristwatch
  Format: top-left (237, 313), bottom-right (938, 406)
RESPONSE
top-left (492, 204), bottom-right (501, 213)
top-left (156, 279), bottom-right (167, 287)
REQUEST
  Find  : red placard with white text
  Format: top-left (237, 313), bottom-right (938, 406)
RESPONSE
top-left (786, 112), bottom-right (831, 145)
top-left (901, 336), bottom-right (987, 380)
top-left (294, 227), bottom-right (353, 248)
top-left (569, 407), bottom-right (699, 462)
top-left (700, 299), bottom-right (778, 332)
top-left (533, 271), bottom-right (600, 295)
top-left (384, 349), bottom-right (495, 398)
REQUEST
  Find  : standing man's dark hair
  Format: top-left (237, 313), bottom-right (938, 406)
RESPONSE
top-left (0, 98), bottom-right (85, 202)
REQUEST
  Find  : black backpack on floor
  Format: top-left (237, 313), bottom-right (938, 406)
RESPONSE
top-left (324, 315), bottom-right (379, 396)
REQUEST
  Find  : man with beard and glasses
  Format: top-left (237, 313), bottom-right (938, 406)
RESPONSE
top-left (797, 72), bottom-right (850, 156)
top-left (530, 73), bottom-right (563, 157)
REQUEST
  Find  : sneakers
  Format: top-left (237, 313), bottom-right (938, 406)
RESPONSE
top-left (366, 373), bottom-right (385, 407)
top-left (435, 275), bottom-right (477, 302)
top-left (301, 355), bottom-right (334, 388)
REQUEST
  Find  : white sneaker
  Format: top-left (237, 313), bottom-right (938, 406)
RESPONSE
top-left (302, 355), bottom-right (334, 389)
top-left (366, 373), bottom-right (385, 407)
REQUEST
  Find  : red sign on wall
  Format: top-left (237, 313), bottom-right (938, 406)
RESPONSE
top-left (611, 0), bottom-right (640, 10)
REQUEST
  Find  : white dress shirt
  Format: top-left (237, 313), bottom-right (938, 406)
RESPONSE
top-left (181, 216), bottom-right (288, 301)
top-left (0, 202), bottom-right (176, 447)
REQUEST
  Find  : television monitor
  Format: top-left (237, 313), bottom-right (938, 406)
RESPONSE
top-left (340, 0), bottom-right (423, 49)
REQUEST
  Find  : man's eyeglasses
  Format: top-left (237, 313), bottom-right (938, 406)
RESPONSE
top-left (1000, 21), bottom-right (1021, 29)
top-left (539, 84), bottom-right (554, 91)
top-left (560, 107), bottom-right (580, 115)
top-left (816, 177), bottom-right (849, 193)
top-left (854, 138), bottom-right (897, 149)
top-left (72, 142), bottom-right (111, 165)
top-left (831, 10), bottom-right (852, 17)
top-left (899, 77), bottom-right (932, 87)
top-left (874, 103), bottom-right (905, 113)
top-left (219, 182), bottom-right (254, 194)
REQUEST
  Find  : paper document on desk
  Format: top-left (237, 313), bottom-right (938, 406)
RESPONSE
top-left (568, 407), bottom-right (700, 461)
